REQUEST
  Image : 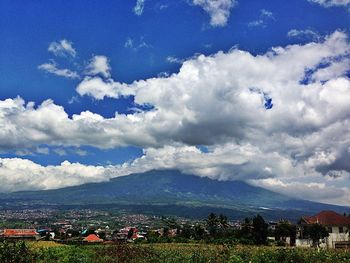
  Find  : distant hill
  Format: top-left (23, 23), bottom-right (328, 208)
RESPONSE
top-left (0, 170), bottom-right (348, 221)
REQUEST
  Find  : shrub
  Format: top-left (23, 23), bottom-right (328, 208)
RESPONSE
top-left (0, 240), bottom-right (36, 263)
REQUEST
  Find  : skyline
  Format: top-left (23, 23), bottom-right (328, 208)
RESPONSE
top-left (1, 0), bottom-right (350, 206)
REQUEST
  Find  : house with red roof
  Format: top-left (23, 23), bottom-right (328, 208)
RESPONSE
top-left (83, 234), bottom-right (103, 243)
top-left (0, 229), bottom-right (39, 240)
top-left (297, 211), bottom-right (350, 248)
top-left (131, 232), bottom-right (145, 240)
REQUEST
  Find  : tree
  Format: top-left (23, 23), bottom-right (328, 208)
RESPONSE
top-left (236, 217), bottom-right (254, 244)
top-left (275, 221), bottom-right (296, 246)
top-left (82, 228), bottom-right (95, 237)
top-left (252, 214), bottom-right (268, 245)
top-left (146, 230), bottom-right (160, 243)
top-left (0, 241), bottom-right (36, 263)
top-left (66, 228), bottom-right (80, 238)
top-left (98, 231), bottom-right (106, 240)
top-left (206, 213), bottom-right (219, 237)
top-left (163, 227), bottom-right (169, 237)
top-left (219, 214), bottom-right (229, 228)
top-left (304, 223), bottom-right (329, 247)
top-left (127, 228), bottom-right (134, 239)
top-left (163, 217), bottom-right (179, 230)
top-left (180, 224), bottom-right (193, 239)
top-left (194, 224), bottom-right (205, 240)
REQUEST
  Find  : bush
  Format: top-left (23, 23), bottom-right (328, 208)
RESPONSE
top-left (0, 240), bottom-right (36, 263)
top-left (3, 240), bottom-right (350, 263)
top-left (36, 246), bottom-right (93, 263)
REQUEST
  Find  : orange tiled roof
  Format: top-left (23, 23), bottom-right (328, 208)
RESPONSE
top-left (303, 211), bottom-right (350, 226)
top-left (84, 234), bottom-right (103, 242)
top-left (3, 229), bottom-right (38, 236)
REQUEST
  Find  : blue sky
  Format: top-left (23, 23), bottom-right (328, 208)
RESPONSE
top-left (1, 0), bottom-right (350, 205)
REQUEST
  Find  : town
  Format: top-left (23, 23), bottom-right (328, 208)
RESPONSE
top-left (1, 209), bottom-right (349, 249)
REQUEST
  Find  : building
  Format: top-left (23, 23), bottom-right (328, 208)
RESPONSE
top-left (83, 234), bottom-right (103, 243)
top-left (131, 232), bottom-right (145, 240)
top-left (0, 229), bottom-right (39, 240)
top-left (297, 211), bottom-right (350, 248)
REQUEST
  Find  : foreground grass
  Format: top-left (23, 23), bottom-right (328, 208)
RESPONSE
top-left (34, 243), bottom-right (350, 263)
top-left (28, 241), bottom-right (65, 249)
top-left (3, 241), bottom-right (350, 263)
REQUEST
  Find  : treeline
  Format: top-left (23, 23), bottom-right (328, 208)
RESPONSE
top-left (143, 213), bottom-right (329, 247)
top-left (145, 213), bottom-right (272, 245)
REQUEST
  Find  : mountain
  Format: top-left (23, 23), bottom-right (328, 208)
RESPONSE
top-left (0, 170), bottom-right (349, 221)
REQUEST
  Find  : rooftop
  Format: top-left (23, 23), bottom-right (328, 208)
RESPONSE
top-left (84, 234), bottom-right (103, 242)
top-left (302, 211), bottom-right (350, 226)
top-left (2, 229), bottom-right (38, 236)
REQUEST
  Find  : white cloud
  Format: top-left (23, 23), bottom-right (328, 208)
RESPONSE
top-left (192, 0), bottom-right (237, 27)
top-left (36, 147), bottom-right (50, 155)
top-left (0, 158), bottom-right (109, 192)
top-left (124, 37), bottom-right (151, 51)
top-left (68, 96), bottom-right (80, 104)
top-left (76, 149), bottom-right (88, 156)
top-left (76, 77), bottom-right (128, 99)
top-left (48, 39), bottom-right (76, 57)
top-left (114, 144), bottom-right (292, 182)
top-left (260, 9), bottom-right (274, 18)
top-left (40, 40), bottom-right (79, 79)
top-left (8, 31), bottom-right (350, 150)
top-left (38, 61), bottom-right (80, 79)
top-left (54, 148), bottom-right (67, 156)
top-left (248, 19), bottom-right (264, 27)
top-left (250, 178), bottom-right (350, 205)
top-left (133, 0), bottom-right (145, 16)
top-left (288, 29), bottom-right (320, 40)
top-left (124, 38), bottom-right (134, 48)
top-left (2, 31), bottom-right (350, 204)
top-left (308, 0), bottom-right (350, 8)
top-left (248, 9), bottom-right (274, 28)
top-left (85, 55), bottom-right (111, 78)
top-left (158, 4), bottom-right (168, 11)
top-left (166, 56), bottom-right (185, 64)
top-left (1, 143), bottom-right (349, 205)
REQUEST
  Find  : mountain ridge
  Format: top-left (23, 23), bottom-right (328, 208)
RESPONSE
top-left (0, 170), bottom-right (348, 221)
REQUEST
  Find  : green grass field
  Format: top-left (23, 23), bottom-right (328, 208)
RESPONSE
top-left (22, 242), bottom-right (350, 263)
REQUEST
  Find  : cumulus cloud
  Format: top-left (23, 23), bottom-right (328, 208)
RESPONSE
top-left (250, 178), bottom-right (350, 205)
top-left (38, 61), bottom-right (80, 79)
top-left (2, 31), bottom-right (350, 204)
top-left (114, 144), bottom-right (293, 182)
top-left (40, 39), bottom-right (80, 79)
top-left (5, 31), bottom-right (350, 150)
top-left (0, 158), bottom-right (109, 192)
top-left (192, 0), bottom-right (237, 27)
top-left (1, 142), bottom-right (349, 205)
top-left (85, 55), bottom-right (111, 78)
top-left (133, 0), bottom-right (145, 16)
top-left (48, 39), bottom-right (77, 57)
top-left (308, 0), bottom-right (350, 8)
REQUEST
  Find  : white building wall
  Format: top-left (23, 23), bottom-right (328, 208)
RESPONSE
top-left (326, 232), bottom-right (349, 248)
top-left (296, 239), bottom-right (312, 247)
top-left (296, 226), bottom-right (349, 248)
